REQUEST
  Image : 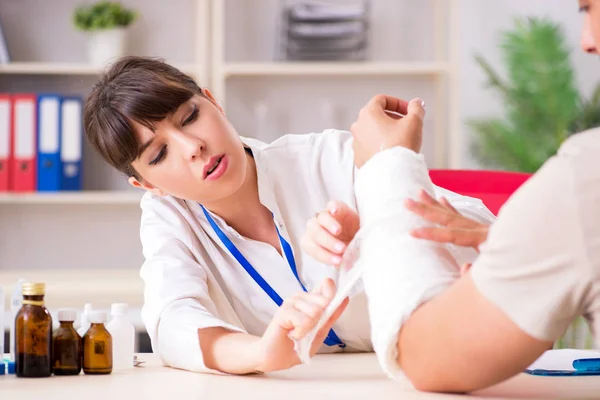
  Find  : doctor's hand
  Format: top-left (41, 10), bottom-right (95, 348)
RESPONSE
top-left (256, 278), bottom-right (349, 373)
top-left (301, 201), bottom-right (360, 268)
top-left (351, 94), bottom-right (426, 168)
top-left (406, 189), bottom-right (490, 251)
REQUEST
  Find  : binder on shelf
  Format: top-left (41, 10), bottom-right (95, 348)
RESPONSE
top-left (10, 94), bottom-right (37, 192)
top-left (0, 18), bottom-right (10, 64)
top-left (37, 94), bottom-right (62, 192)
top-left (0, 94), bottom-right (11, 191)
top-left (60, 97), bottom-right (83, 191)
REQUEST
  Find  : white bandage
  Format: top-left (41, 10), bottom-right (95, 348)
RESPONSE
top-left (355, 147), bottom-right (460, 380)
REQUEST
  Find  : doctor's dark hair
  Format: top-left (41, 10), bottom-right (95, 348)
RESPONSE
top-left (83, 56), bottom-right (203, 180)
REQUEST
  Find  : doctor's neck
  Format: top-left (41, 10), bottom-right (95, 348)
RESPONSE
top-left (201, 151), bottom-right (274, 238)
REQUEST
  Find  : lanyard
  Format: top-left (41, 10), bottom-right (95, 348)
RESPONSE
top-left (201, 205), bottom-right (345, 348)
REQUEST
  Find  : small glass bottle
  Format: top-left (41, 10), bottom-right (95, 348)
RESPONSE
top-left (52, 309), bottom-right (82, 375)
top-left (83, 311), bottom-right (112, 375)
top-left (15, 282), bottom-right (53, 378)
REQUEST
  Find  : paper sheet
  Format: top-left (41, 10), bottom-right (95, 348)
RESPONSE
top-left (526, 349), bottom-right (600, 372)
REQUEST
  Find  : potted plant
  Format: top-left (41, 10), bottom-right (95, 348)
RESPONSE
top-left (469, 17), bottom-right (600, 173)
top-left (470, 17), bottom-right (599, 349)
top-left (73, 1), bottom-right (137, 66)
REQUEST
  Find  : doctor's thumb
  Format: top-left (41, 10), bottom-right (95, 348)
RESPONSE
top-left (319, 278), bottom-right (336, 300)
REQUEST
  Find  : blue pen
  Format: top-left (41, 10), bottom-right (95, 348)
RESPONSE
top-left (573, 358), bottom-right (600, 372)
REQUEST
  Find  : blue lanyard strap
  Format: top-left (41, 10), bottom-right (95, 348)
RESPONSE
top-left (201, 205), bottom-right (345, 348)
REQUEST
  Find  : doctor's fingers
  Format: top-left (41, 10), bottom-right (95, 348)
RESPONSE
top-left (316, 209), bottom-right (343, 236)
top-left (310, 297), bottom-right (350, 355)
top-left (291, 292), bottom-right (331, 316)
top-left (280, 307), bottom-right (312, 340)
top-left (301, 225), bottom-right (344, 266)
top-left (284, 298), bottom-right (327, 340)
top-left (306, 214), bottom-right (347, 251)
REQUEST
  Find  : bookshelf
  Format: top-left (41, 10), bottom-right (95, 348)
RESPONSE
top-left (0, 0), bottom-right (212, 274)
top-left (0, 0), bottom-right (459, 281)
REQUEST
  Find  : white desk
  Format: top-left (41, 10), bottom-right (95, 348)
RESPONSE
top-left (2, 353), bottom-right (599, 399)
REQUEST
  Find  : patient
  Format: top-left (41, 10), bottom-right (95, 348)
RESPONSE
top-left (303, 0), bottom-right (600, 391)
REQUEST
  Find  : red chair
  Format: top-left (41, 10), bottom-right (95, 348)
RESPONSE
top-left (429, 170), bottom-right (532, 216)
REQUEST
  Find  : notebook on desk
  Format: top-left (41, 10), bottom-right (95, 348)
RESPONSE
top-left (526, 349), bottom-right (600, 376)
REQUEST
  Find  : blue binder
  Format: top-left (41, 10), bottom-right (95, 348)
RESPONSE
top-left (60, 96), bottom-right (83, 191)
top-left (37, 94), bottom-right (62, 192)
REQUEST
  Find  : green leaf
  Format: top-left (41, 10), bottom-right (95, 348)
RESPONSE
top-left (72, 1), bottom-right (137, 31)
top-left (469, 16), bottom-right (597, 173)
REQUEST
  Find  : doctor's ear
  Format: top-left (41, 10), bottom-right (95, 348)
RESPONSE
top-left (128, 176), bottom-right (165, 197)
top-left (202, 88), bottom-right (225, 114)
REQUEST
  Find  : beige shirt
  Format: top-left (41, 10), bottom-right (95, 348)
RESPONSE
top-left (472, 128), bottom-right (600, 344)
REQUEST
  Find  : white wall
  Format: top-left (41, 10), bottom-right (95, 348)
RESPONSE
top-left (458, 0), bottom-right (599, 168)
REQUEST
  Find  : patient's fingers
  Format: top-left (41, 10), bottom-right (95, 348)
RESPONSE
top-left (439, 196), bottom-right (459, 213)
top-left (410, 226), bottom-right (487, 250)
top-left (367, 94), bottom-right (409, 116)
top-left (405, 198), bottom-right (456, 226)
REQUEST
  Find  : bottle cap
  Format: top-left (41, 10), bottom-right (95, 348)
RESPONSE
top-left (57, 308), bottom-right (77, 322)
top-left (7, 361), bottom-right (15, 374)
top-left (21, 282), bottom-right (45, 296)
top-left (88, 311), bottom-right (107, 324)
top-left (84, 303), bottom-right (92, 313)
top-left (111, 303), bottom-right (128, 316)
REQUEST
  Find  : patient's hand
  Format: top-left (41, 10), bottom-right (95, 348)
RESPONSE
top-left (406, 190), bottom-right (490, 251)
top-left (350, 94), bottom-right (425, 168)
top-left (301, 200), bottom-right (360, 268)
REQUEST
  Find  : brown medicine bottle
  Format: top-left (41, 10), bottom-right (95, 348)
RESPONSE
top-left (15, 282), bottom-right (53, 377)
top-left (52, 309), bottom-right (82, 375)
top-left (83, 311), bottom-right (112, 375)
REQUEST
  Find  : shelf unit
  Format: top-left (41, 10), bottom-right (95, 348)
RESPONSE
top-left (0, 0), bottom-right (460, 279)
top-left (0, 191), bottom-right (143, 205)
top-left (0, 0), bottom-right (213, 274)
top-left (0, 62), bottom-right (199, 77)
top-left (210, 0), bottom-right (460, 169)
top-left (221, 62), bottom-right (452, 77)
top-left (0, 0), bottom-right (211, 207)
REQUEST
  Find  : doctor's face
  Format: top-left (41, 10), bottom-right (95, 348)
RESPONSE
top-left (129, 92), bottom-right (249, 204)
top-left (580, 0), bottom-right (600, 55)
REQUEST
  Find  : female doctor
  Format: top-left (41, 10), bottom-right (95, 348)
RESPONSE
top-left (303, 0), bottom-right (600, 393)
top-left (83, 56), bottom-right (493, 375)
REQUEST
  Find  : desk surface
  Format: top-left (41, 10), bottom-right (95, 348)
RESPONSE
top-left (2, 353), bottom-right (599, 400)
